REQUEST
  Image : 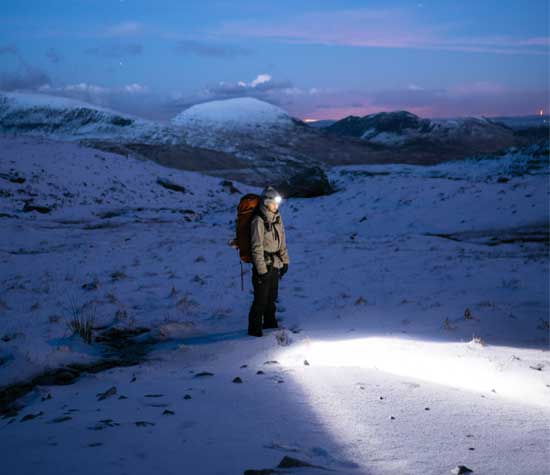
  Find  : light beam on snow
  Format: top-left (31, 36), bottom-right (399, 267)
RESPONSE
top-left (278, 336), bottom-right (550, 407)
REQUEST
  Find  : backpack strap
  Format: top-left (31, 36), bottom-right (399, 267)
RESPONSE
top-left (254, 207), bottom-right (272, 232)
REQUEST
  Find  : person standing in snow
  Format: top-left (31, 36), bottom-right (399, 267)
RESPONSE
top-left (248, 186), bottom-right (290, 337)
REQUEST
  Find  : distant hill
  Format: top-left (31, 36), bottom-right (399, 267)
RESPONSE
top-left (305, 120), bottom-right (336, 129)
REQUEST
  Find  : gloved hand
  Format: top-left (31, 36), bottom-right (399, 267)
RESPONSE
top-left (257, 272), bottom-right (268, 284)
top-left (279, 263), bottom-right (288, 279)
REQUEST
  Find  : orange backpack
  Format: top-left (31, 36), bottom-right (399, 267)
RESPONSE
top-left (232, 193), bottom-right (261, 263)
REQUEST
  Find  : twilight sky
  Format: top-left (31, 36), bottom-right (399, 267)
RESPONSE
top-left (0, 0), bottom-right (548, 121)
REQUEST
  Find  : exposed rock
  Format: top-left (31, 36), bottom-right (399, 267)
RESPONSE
top-left (20, 411), bottom-right (44, 422)
top-left (232, 377), bottom-right (243, 384)
top-left (244, 455), bottom-right (329, 475)
top-left (88, 419), bottom-right (120, 430)
top-left (220, 180), bottom-right (241, 194)
top-left (277, 456), bottom-right (327, 470)
top-left (81, 278), bottom-right (100, 291)
top-left (156, 177), bottom-right (186, 193)
top-left (277, 166), bottom-right (334, 198)
top-left (451, 465), bottom-right (473, 474)
top-left (34, 368), bottom-right (79, 386)
top-left (22, 201), bottom-right (52, 214)
top-left (243, 469), bottom-right (278, 475)
top-left (96, 386), bottom-right (117, 401)
top-left (0, 172), bottom-right (26, 184)
top-left (194, 371), bottom-right (214, 378)
top-left (49, 416), bottom-right (72, 423)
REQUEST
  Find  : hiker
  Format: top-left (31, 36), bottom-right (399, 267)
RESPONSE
top-left (247, 186), bottom-right (290, 337)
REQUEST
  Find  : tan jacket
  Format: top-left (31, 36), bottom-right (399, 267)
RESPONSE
top-left (250, 204), bottom-right (290, 274)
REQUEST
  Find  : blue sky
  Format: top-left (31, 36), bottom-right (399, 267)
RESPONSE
top-left (0, 0), bottom-right (548, 120)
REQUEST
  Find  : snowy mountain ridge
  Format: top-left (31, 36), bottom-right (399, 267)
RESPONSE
top-left (326, 110), bottom-right (517, 147)
top-left (0, 91), bottom-right (185, 145)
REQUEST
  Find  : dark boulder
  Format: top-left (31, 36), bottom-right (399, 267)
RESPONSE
top-left (277, 166), bottom-right (334, 198)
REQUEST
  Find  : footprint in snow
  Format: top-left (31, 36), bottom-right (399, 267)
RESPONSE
top-left (20, 411), bottom-right (44, 422)
top-left (88, 419), bottom-right (120, 430)
top-left (135, 421), bottom-right (155, 427)
top-left (48, 416), bottom-right (72, 424)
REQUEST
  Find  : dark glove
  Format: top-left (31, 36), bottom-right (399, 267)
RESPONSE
top-left (257, 271), bottom-right (268, 283)
top-left (279, 263), bottom-right (288, 279)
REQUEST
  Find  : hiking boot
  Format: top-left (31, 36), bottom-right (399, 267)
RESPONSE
top-left (248, 329), bottom-right (263, 337)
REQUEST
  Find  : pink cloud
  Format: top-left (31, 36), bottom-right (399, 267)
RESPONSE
top-left (213, 8), bottom-right (549, 55)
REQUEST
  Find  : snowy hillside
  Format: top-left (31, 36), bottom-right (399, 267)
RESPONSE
top-left (0, 91), bottom-right (184, 145)
top-left (0, 134), bottom-right (548, 474)
top-left (490, 114), bottom-right (549, 130)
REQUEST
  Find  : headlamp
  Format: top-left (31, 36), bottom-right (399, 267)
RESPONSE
top-left (274, 195), bottom-right (282, 204)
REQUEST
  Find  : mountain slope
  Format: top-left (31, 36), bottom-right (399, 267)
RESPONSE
top-left (0, 91), bottom-right (183, 144)
top-left (326, 110), bottom-right (516, 151)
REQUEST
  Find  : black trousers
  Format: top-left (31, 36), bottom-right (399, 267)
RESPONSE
top-left (248, 265), bottom-right (279, 334)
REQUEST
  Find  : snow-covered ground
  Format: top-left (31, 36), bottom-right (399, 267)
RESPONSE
top-left (0, 134), bottom-right (548, 474)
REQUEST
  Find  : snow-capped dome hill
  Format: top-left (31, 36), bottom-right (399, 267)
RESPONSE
top-left (0, 91), bottom-right (182, 144)
top-left (172, 97), bottom-right (295, 131)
